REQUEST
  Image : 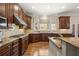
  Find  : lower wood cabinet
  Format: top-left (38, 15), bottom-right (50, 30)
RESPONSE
top-left (19, 36), bottom-right (28, 56)
top-left (0, 39), bottom-right (19, 56)
top-left (61, 34), bottom-right (74, 37)
top-left (29, 33), bottom-right (42, 43)
top-left (0, 43), bottom-right (11, 56)
top-left (11, 39), bottom-right (19, 56)
top-left (41, 33), bottom-right (50, 41)
top-left (0, 36), bottom-right (29, 56)
top-left (28, 33), bottom-right (74, 43)
top-left (28, 33), bottom-right (60, 43)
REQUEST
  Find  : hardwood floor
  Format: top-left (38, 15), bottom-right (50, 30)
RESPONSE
top-left (23, 42), bottom-right (49, 56)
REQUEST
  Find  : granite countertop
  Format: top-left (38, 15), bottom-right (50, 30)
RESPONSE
top-left (48, 37), bottom-right (62, 49)
top-left (0, 33), bottom-right (30, 47)
top-left (0, 37), bottom-right (18, 47)
top-left (59, 37), bottom-right (79, 48)
top-left (49, 37), bottom-right (79, 48)
top-left (32, 29), bottom-right (72, 34)
top-left (0, 29), bottom-right (32, 48)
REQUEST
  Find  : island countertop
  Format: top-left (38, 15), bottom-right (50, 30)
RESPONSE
top-left (59, 37), bottom-right (79, 48)
top-left (49, 37), bottom-right (79, 48)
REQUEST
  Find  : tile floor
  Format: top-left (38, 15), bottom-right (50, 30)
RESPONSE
top-left (23, 42), bottom-right (49, 56)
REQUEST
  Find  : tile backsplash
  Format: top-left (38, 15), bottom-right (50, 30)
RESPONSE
top-left (1, 29), bottom-right (25, 38)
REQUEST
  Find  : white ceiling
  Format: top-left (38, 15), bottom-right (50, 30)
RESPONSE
top-left (18, 3), bottom-right (79, 16)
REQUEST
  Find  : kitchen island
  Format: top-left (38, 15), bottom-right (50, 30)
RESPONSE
top-left (49, 37), bottom-right (79, 56)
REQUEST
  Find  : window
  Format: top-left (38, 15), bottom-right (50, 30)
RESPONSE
top-left (39, 24), bottom-right (48, 31)
top-left (51, 24), bottom-right (57, 30)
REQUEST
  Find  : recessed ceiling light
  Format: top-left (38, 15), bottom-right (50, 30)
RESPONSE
top-left (77, 6), bottom-right (79, 8)
top-left (47, 6), bottom-right (50, 9)
top-left (62, 6), bottom-right (65, 9)
top-left (32, 6), bottom-right (35, 9)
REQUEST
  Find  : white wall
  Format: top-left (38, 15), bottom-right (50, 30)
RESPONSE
top-left (70, 16), bottom-right (79, 37)
top-left (49, 16), bottom-right (59, 28)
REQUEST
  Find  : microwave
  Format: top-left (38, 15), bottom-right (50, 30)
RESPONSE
top-left (0, 16), bottom-right (7, 29)
top-left (0, 31), bottom-right (3, 42)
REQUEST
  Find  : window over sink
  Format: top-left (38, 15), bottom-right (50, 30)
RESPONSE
top-left (39, 24), bottom-right (48, 31)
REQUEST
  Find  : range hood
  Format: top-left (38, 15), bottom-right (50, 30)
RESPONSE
top-left (14, 14), bottom-right (27, 26)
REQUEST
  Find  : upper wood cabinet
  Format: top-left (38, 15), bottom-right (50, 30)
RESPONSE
top-left (0, 4), bottom-right (5, 17)
top-left (59, 16), bottom-right (70, 29)
top-left (13, 4), bottom-right (32, 29)
top-left (5, 3), bottom-right (14, 24)
top-left (0, 3), bottom-right (31, 29)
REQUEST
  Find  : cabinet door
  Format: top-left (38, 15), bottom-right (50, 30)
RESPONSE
top-left (24, 36), bottom-right (28, 50)
top-left (27, 16), bottom-right (31, 29)
top-left (59, 16), bottom-right (70, 29)
top-left (11, 39), bottom-right (19, 56)
top-left (41, 33), bottom-right (49, 41)
top-left (0, 43), bottom-right (11, 56)
top-left (22, 37), bottom-right (26, 54)
top-left (0, 4), bottom-right (5, 17)
top-left (5, 3), bottom-right (14, 27)
top-left (32, 34), bottom-right (40, 43)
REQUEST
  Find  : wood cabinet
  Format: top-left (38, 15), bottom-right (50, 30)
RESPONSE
top-left (59, 16), bottom-right (70, 29)
top-left (27, 16), bottom-right (31, 29)
top-left (0, 39), bottom-right (19, 56)
top-left (29, 33), bottom-right (42, 43)
top-left (0, 4), bottom-right (5, 17)
top-left (32, 34), bottom-right (40, 43)
top-left (0, 3), bottom-right (31, 29)
top-left (0, 43), bottom-right (11, 56)
top-left (28, 33), bottom-right (74, 43)
top-left (5, 3), bottom-right (15, 28)
top-left (19, 36), bottom-right (28, 55)
top-left (13, 4), bottom-right (32, 29)
top-left (11, 39), bottom-right (19, 56)
top-left (41, 33), bottom-right (49, 41)
top-left (0, 35), bottom-right (29, 56)
top-left (29, 33), bottom-right (59, 43)
top-left (61, 34), bottom-right (74, 37)
top-left (29, 33), bottom-right (49, 43)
